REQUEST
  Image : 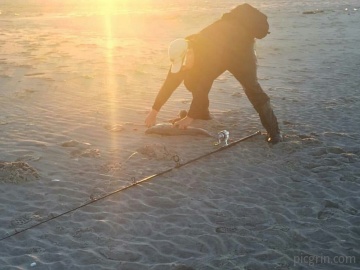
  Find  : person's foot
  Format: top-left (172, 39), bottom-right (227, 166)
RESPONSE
top-left (267, 132), bottom-right (283, 144)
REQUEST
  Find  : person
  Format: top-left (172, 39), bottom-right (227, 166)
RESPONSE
top-left (145, 4), bottom-right (283, 144)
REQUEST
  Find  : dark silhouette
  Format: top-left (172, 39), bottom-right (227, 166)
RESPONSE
top-left (145, 4), bottom-right (282, 144)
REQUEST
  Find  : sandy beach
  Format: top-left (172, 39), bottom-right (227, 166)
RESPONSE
top-left (0, 0), bottom-right (359, 269)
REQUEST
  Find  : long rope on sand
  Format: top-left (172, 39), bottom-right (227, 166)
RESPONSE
top-left (0, 130), bottom-right (261, 242)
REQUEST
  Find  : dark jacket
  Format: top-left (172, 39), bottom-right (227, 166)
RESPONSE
top-left (152, 5), bottom-right (259, 117)
top-left (184, 17), bottom-right (255, 88)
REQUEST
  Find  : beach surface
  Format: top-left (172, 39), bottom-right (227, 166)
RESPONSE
top-left (0, 0), bottom-right (359, 269)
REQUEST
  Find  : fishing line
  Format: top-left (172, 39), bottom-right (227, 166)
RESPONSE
top-left (0, 130), bottom-right (261, 242)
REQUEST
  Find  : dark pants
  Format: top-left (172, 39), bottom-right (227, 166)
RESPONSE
top-left (183, 44), bottom-right (270, 118)
top-left (181, 43), bottom-right (281, 139)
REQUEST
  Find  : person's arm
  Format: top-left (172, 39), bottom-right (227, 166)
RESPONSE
top-left (145, 68), bottom-right (185, 127)
top-left (152, 69), bottom-right (185, 112)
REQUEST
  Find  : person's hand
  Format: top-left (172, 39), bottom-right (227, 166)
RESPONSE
top-left (173, 116), bottom-right (193, 129)
top-left (145, 109), bottom-right (158, 128)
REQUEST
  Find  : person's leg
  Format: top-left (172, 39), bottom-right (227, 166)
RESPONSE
top-left (228, 53), bottom-right (282, 143)
top-left (184, 67), bottom-right (227, 120)
top-left (183, 40), bottom-right (228, 120)
top-left (255, 100), bottom-right (282, 144)
top-left (186, 75), bottom-right (214, 120)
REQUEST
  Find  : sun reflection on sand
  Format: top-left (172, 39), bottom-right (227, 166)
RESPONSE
top-left (97, 0), bottom-right (156, 149)
top-left (101, 1), bottom-right (119, 149)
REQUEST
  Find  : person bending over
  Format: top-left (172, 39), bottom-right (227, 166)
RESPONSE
top-left (145, 4), bottom-right (283, 144)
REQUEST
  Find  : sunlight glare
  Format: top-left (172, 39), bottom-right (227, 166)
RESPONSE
top-left (102, 0), bottom-right (118, 148)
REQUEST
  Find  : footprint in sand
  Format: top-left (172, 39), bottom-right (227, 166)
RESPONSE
top-left (98, 249), bottom-right (141, 262)
top-left (61, 140), bottom-right (89, 148)
top-left (16, 154), bottom-right (41, 162)
top-left (317, 199), bottom-right (358, 220)
top-left (0, 161), bottom-right (40, 184)
top-left (14, 89), bottom-right (36, 99)
top-left (100, 161), bottom-right (122, 174)
top-left (24, 72), bottom-right (45, 77)
top-left (171, 264), bottom-right (196, 270)
top-left (30, 247), bottom-right (46, 254)
top-left (0, 74), bottom-right (12, 78)
top-left (89, 189), bottom-right (106, 201)
top-left (136, 143), bottom-right (178, 161)
top-left (103, 124), bottom-right (124, 132)
top-left (70, 148), bottom-right (100, 158)
top-left (61, 140), bottom-right (100, 158)
top-left (215, 226), bottom-right (238, 234)
top-left (231, 92), bottom-right (242, 97)
top-left (10, 214), bottom-right (33, 227)
top-left (10, 212), bottom-right (47, 228)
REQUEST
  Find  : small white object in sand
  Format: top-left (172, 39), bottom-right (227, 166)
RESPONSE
top-left (30, 262), bottom-right (37, 267)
